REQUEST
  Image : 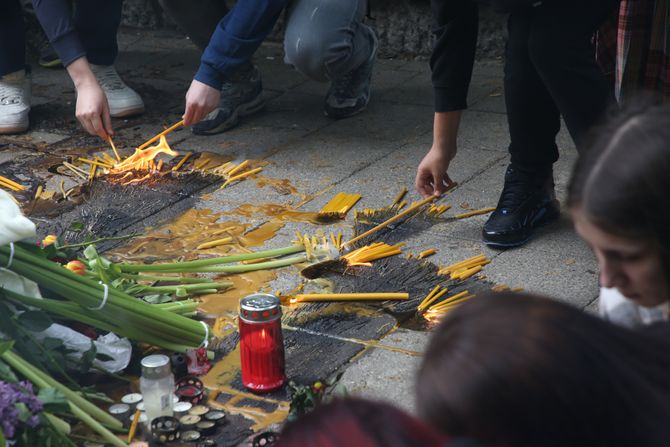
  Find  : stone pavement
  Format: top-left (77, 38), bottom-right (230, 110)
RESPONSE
top-left (1, 28), bottom-right (598, 431)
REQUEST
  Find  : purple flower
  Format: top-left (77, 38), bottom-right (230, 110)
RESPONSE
top-left (0, 380), bottom-right (43, 440)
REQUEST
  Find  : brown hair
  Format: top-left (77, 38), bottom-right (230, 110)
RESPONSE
top-left (417, 292), bottom-right (670, 447)
top-left (567, 102), bottom-right (670, 280)
top-left (276, 398), bottom-right (452, 447)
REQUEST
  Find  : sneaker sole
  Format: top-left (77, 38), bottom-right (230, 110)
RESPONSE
top-left (324, 98), bottom-right (370, 120)
top-left (110, 106), bottom-right (145, 118)
top-left (192, 94), bottom-right (265, 135)
top-left (39, 59), bottom-right (63, 69)
top-left (483, 200), bottom-right (560, 249)
top-left (0, 124), bottom-right (29, 134)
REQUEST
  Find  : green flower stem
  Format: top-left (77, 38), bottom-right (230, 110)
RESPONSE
top-left (191, 289), bottom-right (219, 295)
top-left (57, 234), bottom-right (138, 250)
top-left (128, 254), bottom-right (308, 274)
top-left (155, 301), bottom-right (199, 313)
top-left (45, 413), bottom-right (71, 435)
top-left (2, 351), bottom-right (123, 430)
top-left (69, 402), bottom-right (128, 447)
top-left (120, 273), bottom-right (214, 283)
top-left (1, 291), bottom-right (199, 351)
top-left (117, 245), bottom-right (305, 272)
top-left (0, 246), bottom-right (208, 346)
top-left (134, 282), bottom-right (232, 294)
top-left (11, 260), bottom-right (201, 344)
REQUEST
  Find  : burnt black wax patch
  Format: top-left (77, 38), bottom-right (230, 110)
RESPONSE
top-left (305, 206), bottom-right (496, 324)
top-left (31, 173), bottom-right (218, 249)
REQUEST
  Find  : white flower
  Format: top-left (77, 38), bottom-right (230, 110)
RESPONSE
top-left (0, 190), bottom-right (36, 246)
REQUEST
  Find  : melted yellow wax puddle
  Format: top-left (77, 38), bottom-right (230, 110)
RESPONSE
top-left (209, 387), bottom-right (289, 432)
top-left (109, 209), bottom-right (283, 260)
top-left (198, 270), bottom-right (276, 318)
top-left (111, 211), bottom-right (287, 319)
top-left (254, 175), bottom-right (306, 200)
top-left (203, 341), bottom-right (290, 431)
top-left (226, 203), bottom-right (320, 224)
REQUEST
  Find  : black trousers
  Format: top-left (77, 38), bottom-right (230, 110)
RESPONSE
top-left (504, 0), bottom-right (619, 171)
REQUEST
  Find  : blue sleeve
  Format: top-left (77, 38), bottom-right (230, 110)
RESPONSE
top-left (194, 0), bottom-right (289, 90)
top-left (32, 0), bottom-right (85, 67)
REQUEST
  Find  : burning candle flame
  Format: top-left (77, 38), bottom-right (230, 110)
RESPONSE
top-left (111, 135), bottom-right (179, 174)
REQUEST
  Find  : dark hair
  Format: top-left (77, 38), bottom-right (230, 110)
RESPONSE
top-left (417, 292), bottom-right (670, 447)
top-left (276, 398), bottom-right (450, 447)
top-left (567, 102), bottom-right (670, 280)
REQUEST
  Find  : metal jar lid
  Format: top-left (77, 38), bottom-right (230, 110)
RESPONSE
top-left (240, 293), bottom-right (281, 323)
top-left (174, 401), bottom-right (193, 416)
top-left (121, 393), bottom-right (143, 406)
top-left (109, 403), bottom-right (130, 416)
top-left (141, 354), bottom-right (172, 379)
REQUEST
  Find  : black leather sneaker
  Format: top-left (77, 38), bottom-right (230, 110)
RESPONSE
top-left (482, 164), bottom-right (560, 248)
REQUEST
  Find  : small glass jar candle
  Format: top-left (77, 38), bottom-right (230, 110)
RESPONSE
top-left (139, 354), bottom-right (175, 423)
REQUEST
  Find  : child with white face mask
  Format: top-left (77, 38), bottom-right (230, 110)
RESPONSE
top-left (568, 103), bottom-right (670, 328)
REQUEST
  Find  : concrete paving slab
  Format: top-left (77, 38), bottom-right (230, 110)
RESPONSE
top-left (340, 345), bottom-right (421, 414)
top-left (243, 133), bottom-right (403, 198)
top-left (316, 100), bottom-right (434, 143)
top-left (483, 215), bottom-right (599, 308)
top-left (379, 328), bottom-right (431, 353)
top-left (250, 91), bottom-right (333, 132)
top-left (294, 63), bottom-right (418, 99)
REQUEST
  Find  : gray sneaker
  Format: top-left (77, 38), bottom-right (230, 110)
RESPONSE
top-left (324, 30), bottom-right (378, 120)
top-left (193, 64), bottom-right (265, 135)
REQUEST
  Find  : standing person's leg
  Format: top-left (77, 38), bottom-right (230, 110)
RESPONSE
top-left (283, 0), bottom-right (377, 118)
top-left (73, 0), bottom-right (144, 117)
top-left (0, 0), bottom-right (31, 133)
top-left (528, 0), bottom-right (618, 147)
top-left (482, 7), bottom-right (561, 247)
top-left (159, 0), bottom-right (229, 52)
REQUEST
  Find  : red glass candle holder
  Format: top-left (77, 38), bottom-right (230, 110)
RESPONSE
top-left (239, 293), bottom-right (286, 392)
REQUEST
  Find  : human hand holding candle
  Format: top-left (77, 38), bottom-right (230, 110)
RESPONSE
top-left (183, 79), bottom-right (220, 126)
top-left (416, 111), bottom-right (460, 198)
top-left (67, 57), bottom-right (114, 140)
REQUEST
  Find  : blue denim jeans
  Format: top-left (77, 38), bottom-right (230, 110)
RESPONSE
top-left (283, 0), bottom-right (375, 82)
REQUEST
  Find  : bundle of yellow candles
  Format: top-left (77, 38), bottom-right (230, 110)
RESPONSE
top-left (342, 242), bottom-right (404, 266)
top-left (0, 175), bottom-right (26, 192)
top-left (318, 192), bottom-right (362, 220)
top-left (217, 160), bottom-right (263, 189)
top-left (438, 254), bottom-right (491, 280)
top-left (293, 292), bottom-right (409, 303)
top-left (417, 285), bottom-right (450, 313)
top-left (425, 290), bottom-right (476, 314)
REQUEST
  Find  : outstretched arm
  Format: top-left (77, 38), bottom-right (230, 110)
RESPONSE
top-left (184, 0), bottom-right (289, 126)
top-left (416, 0), bottom-right (478, 197)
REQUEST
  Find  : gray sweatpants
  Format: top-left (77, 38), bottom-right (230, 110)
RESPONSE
top-left (159, 0), bottom-right (375, 82)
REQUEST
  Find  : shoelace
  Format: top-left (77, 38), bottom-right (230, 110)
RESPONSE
top-left (94, 67), bottom-right (125, 91)
top-left (0, 82), bottom-right (26, 106)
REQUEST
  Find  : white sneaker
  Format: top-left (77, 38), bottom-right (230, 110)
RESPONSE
top-left (0, 69), bottom-right (31, 134)
top-left (90, 64), bottom-right (145, 118)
